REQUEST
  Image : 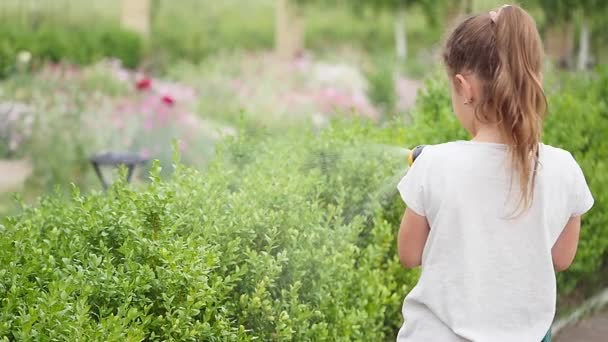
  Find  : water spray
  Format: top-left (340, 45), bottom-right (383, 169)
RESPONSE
top-left (372, 144), bottom-right (426, 200)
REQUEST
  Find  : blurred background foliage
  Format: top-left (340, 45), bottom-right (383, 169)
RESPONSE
top-left (0, 0), bottom-right (605, 77)
top-left (0, 0), bottom-right (607, 339)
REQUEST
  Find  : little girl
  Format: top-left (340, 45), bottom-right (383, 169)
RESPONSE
top-left (396, 4), bottom-right (594, 342)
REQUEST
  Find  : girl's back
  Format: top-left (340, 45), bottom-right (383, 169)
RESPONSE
top-left (397, 142), bottom-right (593, 341)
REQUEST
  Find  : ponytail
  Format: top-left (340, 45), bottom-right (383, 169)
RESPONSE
top-left (443, 4), bottom-right (547, 212)
top-left (492, 5), bottom-right (547, 212)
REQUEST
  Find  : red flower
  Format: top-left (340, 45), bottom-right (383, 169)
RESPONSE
top-left (136, 77), bottom-right (152, 91)
top-left (161, 95), bottom-right (175, 106)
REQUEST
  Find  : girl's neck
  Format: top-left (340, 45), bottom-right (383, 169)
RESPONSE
top-left (471, 124), bottom-right (507, 144)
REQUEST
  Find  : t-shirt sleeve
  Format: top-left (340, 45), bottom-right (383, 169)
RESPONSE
top-left (397, 150), bottom-right (430, 216)
top-left (568, 154), bottom-right (594, 217)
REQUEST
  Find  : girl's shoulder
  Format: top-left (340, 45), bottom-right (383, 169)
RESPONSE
top-left (540, 144), bottom-right (593, 216)
top-left (539, 143), bottom-right (587, 183)
top-left (421, 142), bottom-right (583, 174)
top-left (539, 143), bottom-right (579, 166)
top-left (418, 141), bottom-right (581, 168)
top-left (418, 140), bottom-right (507, 161)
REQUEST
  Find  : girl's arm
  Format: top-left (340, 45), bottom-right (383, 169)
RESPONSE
top-left (397, 208), bottom-right (431, 268)
top-left (552, 216), bottom-right (581, 272)
top-left (554, 153), bottom-right (593, 272)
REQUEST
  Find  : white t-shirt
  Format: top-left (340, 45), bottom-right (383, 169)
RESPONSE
top-left (396, 141), bottom-right (594, 342)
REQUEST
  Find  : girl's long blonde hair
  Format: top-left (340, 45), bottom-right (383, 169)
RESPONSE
top-left (443, 4), bottom-right (547, 212)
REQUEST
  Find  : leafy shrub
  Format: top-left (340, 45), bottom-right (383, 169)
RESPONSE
top-left (150, 0), bottom-right (275, 67)
top-left (0, 20), bottom-right (143, 78)
top-left (543, 69), bottom-right (608, 296)
top-left (0, 40), bottom-right (15, 77)
top-left (96, 26), bottom-right (144, 69)
top-left (366, 61), bottom-right (396, 115)
top-left (0, 126), bottom-right (417, 340)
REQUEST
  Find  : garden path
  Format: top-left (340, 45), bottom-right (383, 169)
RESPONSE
top-left (0, 159), bottom-right (32, 193)
top-left (555, 309), bottom-right (608, 341)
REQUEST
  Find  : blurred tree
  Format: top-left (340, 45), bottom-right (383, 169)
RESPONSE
top-left (361, 0), bottom-right (427, 63)
top-left (537, 0), bottom-right (577, 68)
top-left (150, 0), bottom-right (161, 25)
top-left (347, 0), bottom-right (442, 64)
top-left (443, 0), bottom-right (473, 31)
top-left (275, 0), bottom-right (462, 63)
top-left (574, 0), bottom-right (607, 70)
top-left (276, 0), bottom-right (306, 59)
top-left (121, 0), bottom-right (150, 36)
top-left (536, 0), bottom-right (607, 69)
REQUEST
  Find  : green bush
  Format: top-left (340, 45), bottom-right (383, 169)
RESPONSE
top-left (0, 126), bottom-right (417, 340)
top-left (543, 69), bottom-right (608, 296)
top-left (96, 26), bottom-right (144, 69)
top-left (366, 61), bottom-right (396, 116)
top-left (0, 20), bottom-right (143, 78)
top-left (150, 0), bottom-right (274, 67)
top-left (0, 39), bottom-right (15, 77)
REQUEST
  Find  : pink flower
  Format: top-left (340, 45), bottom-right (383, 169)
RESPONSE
top-left (114, 69), bottom-right (130, 82)
top-left (143, 116), bottom-right (154, 131)
top-left (293, 55), bottom-right (310, 71)
top-left (179, 140), bottom-right (188, 152)
top-left (140, 94), bottom-right (158, 112)
top-left (140, 148), bottom-right (151, 159)
top-left (114, 117), bottom-right (125, 129)
top-left (232, 79), bottom-right (243, 89)
top-left (161, 95), bottom-right (175, 107)
top-left (136, 77), bottom-right (152, 91)
top-left (156, 106), bottom-right (170, 123)
top-left (7, 109), bottom-right (20, 122)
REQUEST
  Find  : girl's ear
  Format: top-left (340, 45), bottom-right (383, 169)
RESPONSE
top-left (454, 74), bottom-right (474, 104)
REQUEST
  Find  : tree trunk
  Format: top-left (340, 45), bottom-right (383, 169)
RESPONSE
top-left (121, 0), bottom-right (150, 36)
top-left (275, 0), bottom-right (305, 59)
top-left (444, 0), bottom-right (466, 31)
top-left (150, 0), bottom-right (161, 27)
top-left (577, 20), bottom-right (590, 71)
top-left (545, 21), bottom-right (574, 69)
top-left (464, 0), bottom-right (473, 14)
top-left (395, 6), bottom-right (407, 64)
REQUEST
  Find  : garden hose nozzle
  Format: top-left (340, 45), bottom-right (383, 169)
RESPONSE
top-left (408, 145), bottom-right (426, 167)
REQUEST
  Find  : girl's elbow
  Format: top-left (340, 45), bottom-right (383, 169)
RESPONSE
top-left (552, 247), bottom-right (577, 272)
top-left (552, 216), bottom-right (581, 272)
top-left (553, 257), bottom-right (573, 272)
top-left (400, 253), bottom-right (421, 269)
